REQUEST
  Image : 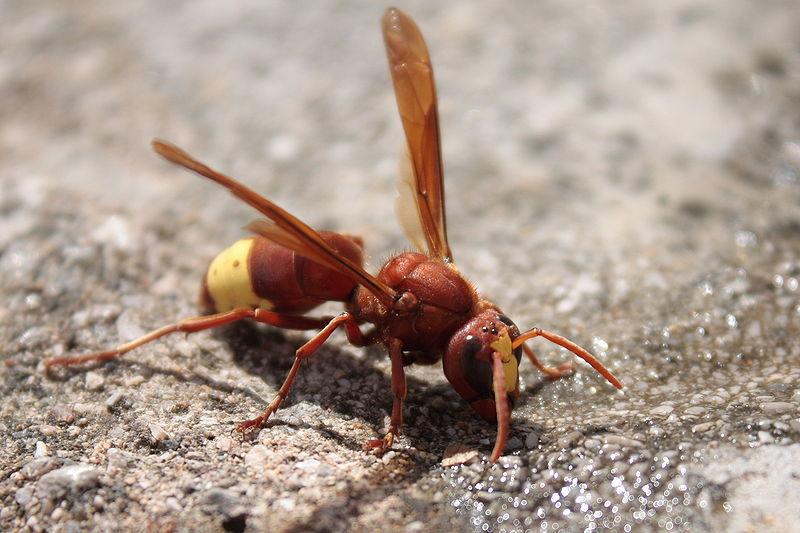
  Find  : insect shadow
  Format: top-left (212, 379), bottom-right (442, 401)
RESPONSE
top-left (214, 321), bottom-right (552, 457)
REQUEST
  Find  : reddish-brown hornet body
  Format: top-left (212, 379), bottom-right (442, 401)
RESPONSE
top-left (46, 7), bottom-right (622, 462)
top-left (198, 232), bottom-right (364, 315)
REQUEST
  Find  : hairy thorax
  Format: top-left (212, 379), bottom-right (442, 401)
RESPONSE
top-left (350, 252), bottom-right (479, 353)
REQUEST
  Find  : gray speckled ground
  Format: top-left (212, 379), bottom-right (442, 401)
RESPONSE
top-left (2, 1), bottom-right (800, 532)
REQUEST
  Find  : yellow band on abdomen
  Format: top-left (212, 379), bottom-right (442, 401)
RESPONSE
top-left (206, 238), bottom-right (273, 312)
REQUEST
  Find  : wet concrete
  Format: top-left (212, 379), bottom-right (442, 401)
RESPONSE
top-left (1, 1), bottom-right (799, 531)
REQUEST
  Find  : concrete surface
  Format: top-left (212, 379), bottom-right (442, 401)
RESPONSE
top-left (1, 1), bottom-right (799, 531)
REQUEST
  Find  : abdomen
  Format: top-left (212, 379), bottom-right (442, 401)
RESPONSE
top-left (200, 232), bottom-right (364, 315)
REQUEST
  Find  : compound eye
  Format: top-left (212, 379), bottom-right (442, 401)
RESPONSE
top-left (459, 335), bottom-right (493, 395)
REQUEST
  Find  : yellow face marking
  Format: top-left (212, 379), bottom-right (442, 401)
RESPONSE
top-left (490, 330), bottom-right (518, 393)
top-left (206, 238), bottom-right (274, 312)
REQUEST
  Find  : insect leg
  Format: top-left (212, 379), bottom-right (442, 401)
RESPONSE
top-left (521, 343), bottom-right (576, 380)
top-left (45, 308), bottom-right (330, 370)
top-left (364, 338), bottom-right (405, 454)
top-left (235, 312), bottom-right (372, 433)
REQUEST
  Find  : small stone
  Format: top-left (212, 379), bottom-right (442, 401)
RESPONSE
top-left (34, 441), bottom-right (48, 458)
top-left (214, 436), bottom-right (233, 452)
top-left (757, 431), bottom-right (774, 444)
top-left (202, 488), bottom-right (241, 511)
top-left (761, 402), bottom-right (795, 416)
top-left (39, 425), bottom-right (60, 436)
top-left (21, 457), bottom-right (63, 480)
top-left (105, 391), bottom-right (125, 409)
top-left (692, 422), bottom-right (714, 434)
top-left (382, 450), bottom-right (397, 463)
top-left (149, 423), bottom-right (169, 442)
top-left (50, 404), bottom-right (76, 424)
top-left (557, 431), bottom-right (582, 449)
top-left (244, 445), bottom-right (271, 468)
top-left (651, 405), bottom-right (674, 417)
top-left (506, 437), bottom-right (523, 450)
top-left (684, 406), bottom-right (706, 416)
top-left (602, 435), bottom-right (644, 448)
top-left (15, 486), bottom-right (35, 506)
top-left (442, 443), bottom-right (479, 467)
top-left (106, 448), bottom-right (133, 475)
top-left (84, 371), bottom-right (105, 391)
top-left (525, 432), bottom-right (540, 449)
top-left (584, 438), bottom-right (601, 451)
top-left (36, 464), bottom-right (101, 501)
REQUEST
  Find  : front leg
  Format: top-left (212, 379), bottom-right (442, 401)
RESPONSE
top-left (364, 338), bottom-right (405, 454)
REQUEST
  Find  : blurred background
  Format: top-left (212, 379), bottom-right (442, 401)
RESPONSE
top-left (2, 1), bottom-right (800, 531)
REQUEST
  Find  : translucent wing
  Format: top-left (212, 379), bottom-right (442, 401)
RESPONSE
top-left (394, 146), bottom-right (428, 253)
top-left (152, 139), bottom-right (396, 305)
top-left (382, 7), bottom-right (453, 262)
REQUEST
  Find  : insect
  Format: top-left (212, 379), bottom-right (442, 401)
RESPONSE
top-left (46, 7), bottom-right (622, 461)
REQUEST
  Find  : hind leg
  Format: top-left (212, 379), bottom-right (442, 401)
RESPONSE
top-left (45, 308), bottom-right (331, 370)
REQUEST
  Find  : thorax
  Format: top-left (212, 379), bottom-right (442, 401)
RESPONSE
top-left (350, 252), bottom-right (479, 352)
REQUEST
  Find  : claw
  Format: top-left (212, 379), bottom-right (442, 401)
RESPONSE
top-left (363, 432), bottom-right (396, 455)
top-left (541, 360), bottom-right (576, 381)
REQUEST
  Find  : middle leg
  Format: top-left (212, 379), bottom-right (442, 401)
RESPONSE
top-left (236, 312), bottom-right (373, 433)
top-left (364, 337), bottom-right (406, 454)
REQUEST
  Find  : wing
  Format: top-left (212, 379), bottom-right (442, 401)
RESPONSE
top-left (394, 146), bottom-right (428, 253)
top-left (382, 7), bottom-right (453, 262)
top-left (152, 139), bottom-right (396, 305)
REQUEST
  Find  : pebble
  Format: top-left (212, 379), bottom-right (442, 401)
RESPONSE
top-left (506, 437), bottom-right (522, 450)
top-left (15, 485), bottom-right (35, 506)
top-left (50, 404), bottom-right (76, 424)
top-left (149, 423), bottom-right (169, 442)
top-left (684, 406), bottom-right (706, 416)
top-left (757, 431), bottom-right (774, 444)
top-left (382, 451), bottom-right (397, 463)
top-left (84, 371), bottom-right (105, 391)
top-left (651, 405), bottom-right (674, 417)
top-left (525, 432), bottom-right (540, 449)
top-left (407, 521), bottom-right (425, 532)
top-left (244, 445), bottom-right (271, 468)
top-left (584, 438), bottom-right (601, 451)
top-left (761, 402), bottom-right (795, 415)
top-left (214, 436), bottom-right (233, 452)
top-left (106, 448), bottom-right (133, 475)
top-left (34, 441), bottom-right (48, 458)
top-left (692, 422), bottom-right (715, 434)
top-left (39, 425), bottom-right (60, 436)
top-left (21, 457), bottom-right (63, 480)
top-left (602, 435), bottom-right (644, 448)
top-left (36, 464), bottom-right (101, 500)
top-left (105, 391), bottom-right (125, 409)
top-left (557, 431), bottom-right (582, 449)
top-left (442, 444), bottom-right (479, 467)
